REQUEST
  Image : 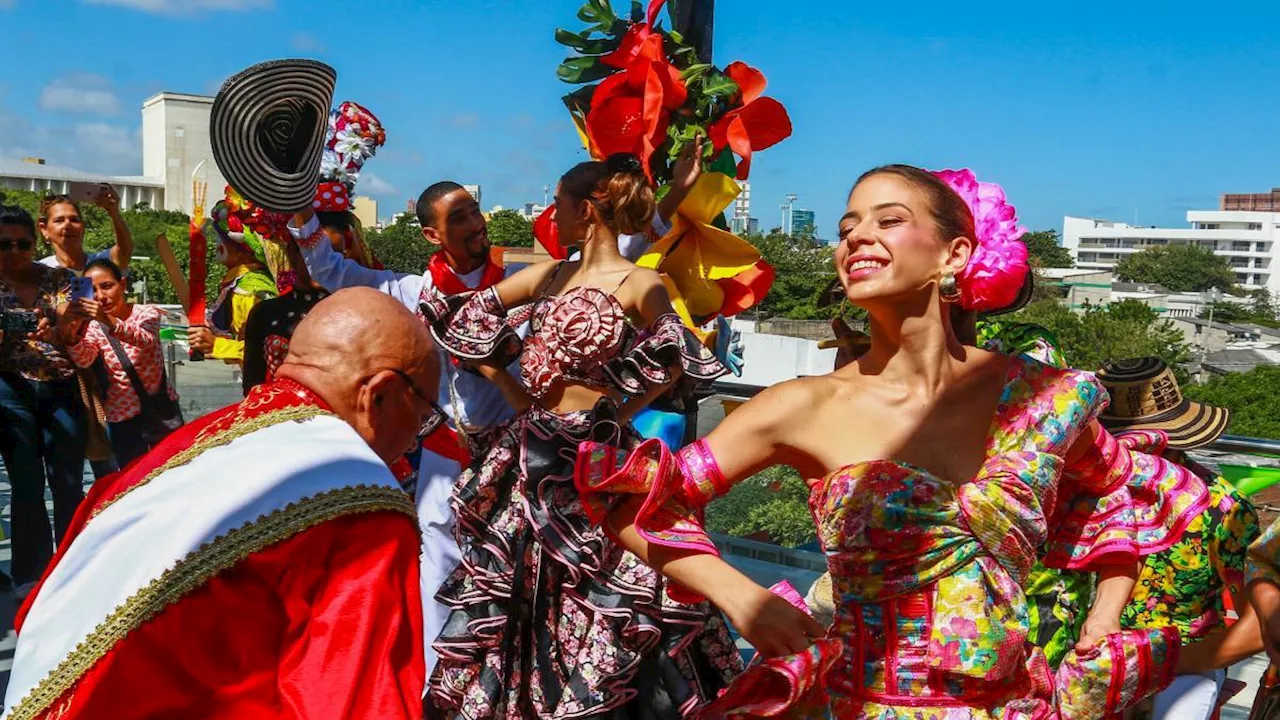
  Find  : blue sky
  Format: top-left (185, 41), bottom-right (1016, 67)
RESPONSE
top-left (3, 0), bottom-right (1279, 238)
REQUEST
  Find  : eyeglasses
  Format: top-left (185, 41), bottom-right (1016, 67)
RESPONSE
top-left (386, 368), bottom-right (448, 438)
top-left (0, 239), bottom-right (34, 253)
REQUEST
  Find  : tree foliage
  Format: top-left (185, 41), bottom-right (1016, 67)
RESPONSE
top-left (364, 214), bottom-right (432, 275)
top-left (486, 209), bottom-right (535, 248)
top-left (1184, 366), bottom-right (1280, 441)
top-left (1113, 244), bottom-right (1236, 292)
top-left (704, 465), bottom-right (816, 548)
top-left (1200, 290), bottom-right (1280, 329)
top-left (745, 231), bottom-right (838, 320)
top-left (1012, 299), bottom-right (1191, 373)
top-left (1022, 230), bottom-right (1074, 269)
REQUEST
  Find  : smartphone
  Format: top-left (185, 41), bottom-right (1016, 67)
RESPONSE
top-left (71, 276), bottom-right (94, 302)
top-left (0, 310), bottom-right (41, 334)
top-left (66, 181), bottom-right (108, 204)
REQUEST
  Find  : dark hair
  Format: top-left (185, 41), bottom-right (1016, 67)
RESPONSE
top-left (0, 205), bottom-right (37, 240)
top-left (316, 210), bottom-right (355, 233)
top-left (560, 153), bottom-right (655, 236)
top-left (852, 165), bottom-right (975, 246)
top-left (415, 181), bottom-right (466, 228)
top-left (38, 194), bottom-right (82, 224)
top-left (84, 258), bottom-right (123, 281)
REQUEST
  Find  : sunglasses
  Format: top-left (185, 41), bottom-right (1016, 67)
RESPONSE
top-left (386, 368), bottom-right (448, 438)
top-left (0, 239), bottom-right (35, 253)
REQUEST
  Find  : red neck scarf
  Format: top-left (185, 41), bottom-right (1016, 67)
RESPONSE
top-left (427, 250), bottom-right (504, 296)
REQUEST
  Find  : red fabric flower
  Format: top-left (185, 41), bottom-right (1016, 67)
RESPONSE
top-left (246, 205), bottom-right (291, 242)
top-left (708, 62), bottom-right (793, 180)
top-left (532, 204), bottom-right (568, 260)
top-left (600, 0), bottom-right (667, 70)
top-left (585, 17), bottom-right (687, 179)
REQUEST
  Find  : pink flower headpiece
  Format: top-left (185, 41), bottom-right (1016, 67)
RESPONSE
top-left (930, 168), bottom-right (1029, 312)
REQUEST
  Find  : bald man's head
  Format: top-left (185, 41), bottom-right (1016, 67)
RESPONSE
top-left (278, 287), bottom-right (440, 463)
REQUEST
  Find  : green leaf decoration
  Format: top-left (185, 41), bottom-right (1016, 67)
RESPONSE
top-left (557, 56), bottom-right (618, 84)
top-left (708, 149), bottom-right (738, 177)
top-left (554, 28), bottom-right (619, 55)
top-left (680, 62), bottom-right (711, 82)
top-left (701, 70), bottom-right (740, 99)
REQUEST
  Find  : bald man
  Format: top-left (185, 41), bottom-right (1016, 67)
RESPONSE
top-left (5, 288), bottom-right (436, 720)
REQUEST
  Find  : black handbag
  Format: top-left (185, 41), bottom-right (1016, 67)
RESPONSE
top-left (101, 323), bottom-right (184, 444)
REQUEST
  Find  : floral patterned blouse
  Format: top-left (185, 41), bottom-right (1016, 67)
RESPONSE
top-left (0, 265), bottom-right (76, 382)
top-left (1122, 471), bottom-right (1259, 640)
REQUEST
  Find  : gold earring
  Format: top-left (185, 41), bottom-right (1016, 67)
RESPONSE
top-left (939, 272), bottom-right (961, 303)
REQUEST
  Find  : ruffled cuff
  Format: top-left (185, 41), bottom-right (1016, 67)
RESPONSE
top-left (695, 639), bottom-right (845, 718)
top-left (289, 213), bottom-right (323, 249)
top-left (418, 287), bottom-right (522, 365)
top-left (1054, 626), bottom-right (1180, 719)
top-left (600, 313), bottom-right (727, 396)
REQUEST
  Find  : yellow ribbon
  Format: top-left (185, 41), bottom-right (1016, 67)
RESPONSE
top-left (638, 173), bottom-right (762, 320)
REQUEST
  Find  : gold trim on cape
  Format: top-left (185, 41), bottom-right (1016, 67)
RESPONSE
top-left (8, 484), bottom-right (415, 720)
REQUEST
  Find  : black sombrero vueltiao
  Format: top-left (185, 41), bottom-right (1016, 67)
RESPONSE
top-left (210, 59), bottom-right (337, 213)
top-left (1097, 357), bottom-right (1231, 450)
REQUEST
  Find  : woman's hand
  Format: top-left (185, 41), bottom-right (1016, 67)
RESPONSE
top-left (187, 326), bottom-right (215, 354)
top-left (78, 299), bottom-right (110, 325)
top-left (94, 184), bottom-right (122, 216)
top-left (719, 582), bottom-right (825, 658)
top-left (1076, 610), bottom-right (1121, 653)
top-left (28, 315), bottom-right (53, 343)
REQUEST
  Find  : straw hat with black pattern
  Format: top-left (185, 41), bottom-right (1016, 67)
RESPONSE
top-left (210, 59), bottom-right (337, 213)
top-left (1097, 357), bottom-right (1231, 450)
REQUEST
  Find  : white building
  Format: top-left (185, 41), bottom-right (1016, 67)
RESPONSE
top-left (463, 184), bottom-right (482, 207)
top-left (1063, 212), bottom-right (1279, 295)
top-left (731, 181), bottom-right (752, 234)
top-left (141, 93), bottom-right (228, 216)
top-left (0, 157), bottom-right (164, 210)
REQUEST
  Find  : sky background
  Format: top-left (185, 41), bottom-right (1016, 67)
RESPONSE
top-left (2, 0), bottom-right (1279, 239)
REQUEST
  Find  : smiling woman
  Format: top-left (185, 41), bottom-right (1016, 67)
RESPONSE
top-left (576, 163), bottom-right (1207, 718)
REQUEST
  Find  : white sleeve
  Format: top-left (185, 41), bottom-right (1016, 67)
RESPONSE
top-left (616, 213), bottom-right (670, 262)
top-left (290, 215), bottom-right (428, 310)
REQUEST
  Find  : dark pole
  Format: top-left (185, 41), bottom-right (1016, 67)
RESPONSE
top-left (668, 0), bottom-right (714, 64)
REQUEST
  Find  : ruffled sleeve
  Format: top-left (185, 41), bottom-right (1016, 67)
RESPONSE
top-left (418, 287), bottom-right (522, 366)
top-left (600, 313), bottom-right (727, 396)
top-left (1045, 423), bottom-right (1210, 570)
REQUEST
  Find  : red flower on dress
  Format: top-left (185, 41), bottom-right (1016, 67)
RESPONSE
top-left (544, 287), bottom-right (625, 369)
top-left (520, 334), bottom-right (557, 398)
top-left (708, 62), bottom-right (793, 180)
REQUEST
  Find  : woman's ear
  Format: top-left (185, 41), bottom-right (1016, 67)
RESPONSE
top-left (944, 235), bottom-right (975, 276)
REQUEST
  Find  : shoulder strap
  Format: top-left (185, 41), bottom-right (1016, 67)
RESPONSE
top-left (100, 322), bottom-right (153, 402)
top-left (535, 261), bottom-right (567, 300)
top-left (610, 267), bottom-right (639, 293)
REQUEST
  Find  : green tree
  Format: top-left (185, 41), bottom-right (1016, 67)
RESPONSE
top-left (486, 209), bottom-right (535, 248)
top-left (705, 466), bottom-right (816, 548)
top-left (365, 215), bottom-right (432, 274)
top-left (745, 231), bottom-right (837, 320)
top-left (1113, 244), bottom-right (1236, 292)
top-left (1022, 230), bottom-right (1074, 269)
top-left (1184, 366), bottom-right (1280, 441)
top-left (1013, 298), bottom-right (1191, 373)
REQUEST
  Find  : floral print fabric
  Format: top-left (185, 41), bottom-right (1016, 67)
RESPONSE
top-left (0, 265), bottom-right (75, 381)
top-left (1122, 473), bottom-right (1258, 640)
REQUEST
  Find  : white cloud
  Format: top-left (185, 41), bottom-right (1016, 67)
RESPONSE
top-left (39, 74), bottom-right (121, 116)
top-left (360, 172), bottom-right (396, 195)
top-left (81, 0), bottom-right (271, 14)
top-left (290, 32), bottom-right (326, 53)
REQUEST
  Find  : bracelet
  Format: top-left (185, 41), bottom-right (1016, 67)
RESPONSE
top-left (676, 440), bottom-right (731, 509)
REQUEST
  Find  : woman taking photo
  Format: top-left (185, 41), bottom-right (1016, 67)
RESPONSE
top-left (0, 205), bottom-right (88, 594)
top-left (38, 186), bottom-right (134, 275)
top-left (422, 154), bottom-right (742, 718)
top-left (580, 166), bottom-right (1206, 717)
top-left (67, 259), bottom-right (182, 467)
